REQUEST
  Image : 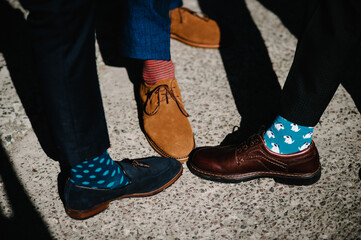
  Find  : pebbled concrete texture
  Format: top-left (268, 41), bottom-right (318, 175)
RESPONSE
top-left (0, 0), bottom-right (360, 239)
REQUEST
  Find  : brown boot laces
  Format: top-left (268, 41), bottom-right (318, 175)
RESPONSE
top-left (144, 84), bottom-right (189, 117)
top-left (236, 127), bottom-right (265, 153)
top-left (176, 6), bottom-right (210, 24)
top-left (237, 135), bottom-right (260, 153)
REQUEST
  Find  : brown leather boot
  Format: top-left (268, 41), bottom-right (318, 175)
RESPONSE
top-left (140, 78), bottom-right (195, 162)
top-left (188, 134), bottom-right (321, 185)
top-left (170, 7), bottom-right (220, 48)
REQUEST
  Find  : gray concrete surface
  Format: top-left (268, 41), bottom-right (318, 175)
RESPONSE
top-left (0, 0), bottom-right (360, 239)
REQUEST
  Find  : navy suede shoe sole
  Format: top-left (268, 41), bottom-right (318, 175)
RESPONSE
top-left (63, 157), bottom-right (182, 219)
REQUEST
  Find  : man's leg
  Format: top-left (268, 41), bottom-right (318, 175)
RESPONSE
top-left (340, 50), bottom-right (361, 115)
top-left (20, 0), bottom-right (182, 219)
top-left (101, 0), bottom-right (195, 162)
top-left (262, 0), bottom-right (361, 155)
top-left (20, 0), bottom-right (110, 167)
top-left (280, 0), bottom-right (361, 127)
top-left (188, 0), bottom-right (361, 184)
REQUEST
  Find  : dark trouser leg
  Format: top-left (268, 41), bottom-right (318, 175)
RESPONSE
top-left (258, 0), bottom-right (313, 39)
top-left (20, 0), bottom-right (110, 168)
top-left (281, 0), bottom-right (361, 126)
top-left (341, 50), bottom-right (361, 114)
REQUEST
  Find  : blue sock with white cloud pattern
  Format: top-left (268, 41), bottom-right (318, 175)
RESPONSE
top-left (70, 150), bottom-right (130, 189)
top-left (263, 116), bottom-right (314, 154)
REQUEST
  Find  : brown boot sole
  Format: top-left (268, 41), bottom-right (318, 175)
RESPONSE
top-left (187, 161), bottom-right (321, 186)
top-left (65, 166), bottom-right (183, 220)
top-left (171, 33), bottom-right (220, 49)
top-left (145, 133), bottom-right (195, 163)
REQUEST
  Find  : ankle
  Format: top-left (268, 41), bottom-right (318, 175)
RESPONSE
top-left (70, 150), bottom-right (130, 189)
top-left (264, 116), bottom-right (314, 154)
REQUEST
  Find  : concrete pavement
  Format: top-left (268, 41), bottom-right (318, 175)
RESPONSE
top-left (0, 0), bottom-right (360, 239)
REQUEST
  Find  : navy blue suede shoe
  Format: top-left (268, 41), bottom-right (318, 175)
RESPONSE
top-left (63, 157), bottom-right (182, 219)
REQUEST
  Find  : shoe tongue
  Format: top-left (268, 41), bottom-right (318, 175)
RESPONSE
top-left (149, 78), bottom-right (174, 88)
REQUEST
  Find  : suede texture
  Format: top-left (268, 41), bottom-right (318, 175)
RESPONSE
top-left (170, 7), bottom-right (220, 48)
top-left (140, 79), bottom-right (194, 160)
top-left (64, 157), bottom-right (182, 211)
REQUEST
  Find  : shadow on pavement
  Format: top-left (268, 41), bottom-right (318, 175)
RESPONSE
top-left (0, 144), bottom-right (53, 239)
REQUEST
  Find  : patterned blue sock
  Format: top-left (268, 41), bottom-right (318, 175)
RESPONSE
top-left (263, 116), bottom-right (314, 154)
top-left (70, 150), bottom-right (130, 189)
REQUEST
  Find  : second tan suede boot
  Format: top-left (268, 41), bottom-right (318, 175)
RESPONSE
top-left (140, 78), bottom-right (195, 162)
top-left (170, 7), bottom-right (221, 48)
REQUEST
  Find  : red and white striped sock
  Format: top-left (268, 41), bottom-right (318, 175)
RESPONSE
top-left (143, 60), bottom-right (175, 85)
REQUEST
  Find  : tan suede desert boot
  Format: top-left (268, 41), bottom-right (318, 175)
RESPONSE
top-left (140, 78), bottom-right (195, 162)
top-left (170, 7), bottom-right (220, 48)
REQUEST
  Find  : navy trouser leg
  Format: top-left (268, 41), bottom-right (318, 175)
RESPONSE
top-left (118, 0), bottom-right (172, 60)
top-left (170, 0), bottom-right (182, 10)
top-left (281, 0), bottom-right (361, 126)
top-left (20, 0), bottom-right (110, 168)
top-left (96, 0), bottom-right (172, 62)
